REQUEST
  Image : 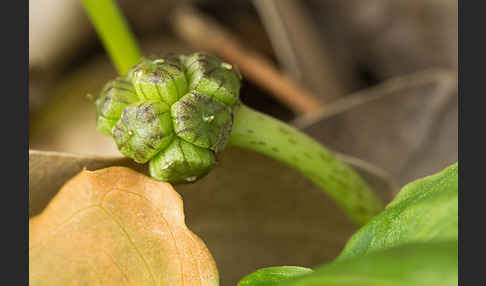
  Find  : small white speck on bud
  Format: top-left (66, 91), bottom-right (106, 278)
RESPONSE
top-left (137, 70), bottom-right (144, 78)
top-left (221, 62), bottom-right (232, 70)
top-left (153, 59), bottom-right (165, 64)
top-left (185, 176), bottom-right (197, 182)
top-left (128, 130), bottom-right (133, 136)
top-left (161, 164), bottom-right (171, 170)
top-left (204, 115), bottom-right (216, 122)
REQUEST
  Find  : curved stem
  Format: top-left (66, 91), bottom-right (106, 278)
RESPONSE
top-left (80, 0), bottom-right (382, 224)
top-left (228, 104), bottom-right (384, 225)
top-left (81, 0), bottom-right (141, 75)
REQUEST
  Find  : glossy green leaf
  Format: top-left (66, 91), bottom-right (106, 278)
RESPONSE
top-left (280, 241), bottom-right (457, 286)
top-left (338, 162), bottom-right (458, 260)
top-left (237, 266), bottom-right (313, 286)
top-left (238, 163), bottom-right (458, 286)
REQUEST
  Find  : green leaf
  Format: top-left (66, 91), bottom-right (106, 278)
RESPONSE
top-left (280, 241), bottom-right (457, 286)
top-left (239, 163), bottom-right (458, 286)
top-left (339, 162), bottom-right (458, 260)
top-left (237, 266), bottom-right (313, 286)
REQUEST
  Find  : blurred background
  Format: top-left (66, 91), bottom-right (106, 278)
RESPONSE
top-left (29, 0), bottom-right (458, 284)
top-left (29, 0), bottom-right (458, 185)
top-left (29, 0), bottom-right (458, 186)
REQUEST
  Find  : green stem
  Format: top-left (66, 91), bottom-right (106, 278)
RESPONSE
top-left (81, 0), bottom-right (383, 225)
top-left (81, 0), bottom-right (141, 75)
top-left (228, 104), bottom-right (384, 225)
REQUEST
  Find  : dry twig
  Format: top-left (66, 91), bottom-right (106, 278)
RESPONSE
top-left (171, 5), bottom-right (325, 116)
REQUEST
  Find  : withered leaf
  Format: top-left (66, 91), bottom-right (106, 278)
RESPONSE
top-left (29, 166), bottom-right (219, 286)
top-left (29, 150), bottom-right (148, 217)
top-left (29, 148), bottom-right (398, 285)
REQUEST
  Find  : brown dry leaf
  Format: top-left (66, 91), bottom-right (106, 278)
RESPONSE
top-left (29, 148), bottom-right (397, 285)
top-left (29, 167), bottom-right (219, 286)
top-left (29, 150), bottom-right (147, 217)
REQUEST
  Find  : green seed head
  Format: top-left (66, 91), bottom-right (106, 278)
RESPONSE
top-left (95, 77), bottom-right (139, 136)
top-left (149, 138), bottom-right (216, 184)
top-left (113, 101), bottom-right (173, 163)
top-left (171, 92), bottom-right (233, 153)
top-left (182, 52), bottom-right (241, 105)
top-left (94, 53), bottom-right (241, 183)
top-left (128, 56), bottom-right (188, 105)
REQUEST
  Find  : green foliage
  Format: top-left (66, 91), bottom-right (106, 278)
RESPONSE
top-left (339, 162), bottom-right (458, 260)
top-left (238, 267), bottom-right (313, 286)
top-left (238, 163), bottom-right (458, 286)
top-left (280, 242), bottom-right (457, 286)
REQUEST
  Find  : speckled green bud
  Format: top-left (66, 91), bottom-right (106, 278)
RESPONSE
top-left (94, 53), bottom-right (241, 183)
top-left (95, 77), bottom-right (139, 135)
top-left (171, 92), bottom-right (233, 152)
top-left (112, 101), bottom-right (173, 163)
top-left (181, 52), bottom-right (241, 106)
top-left (128, 56), bottom-right (187, 105)
top-left (149, 138), bottom-right (216, 184)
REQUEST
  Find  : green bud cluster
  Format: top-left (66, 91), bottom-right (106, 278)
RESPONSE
top-left (95, 53), bottom-right (241, 183)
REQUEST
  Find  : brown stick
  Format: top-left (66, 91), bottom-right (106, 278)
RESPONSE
top-left (253, 0), bottom-right (353, 101)
top-left (171, 5), bottom-right (325, 116)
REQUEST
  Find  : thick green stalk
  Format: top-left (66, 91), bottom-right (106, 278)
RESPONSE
top-left (228, 104), bottom-right (384, 225)
top-left (81, 0), bottom-right (141, 75)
